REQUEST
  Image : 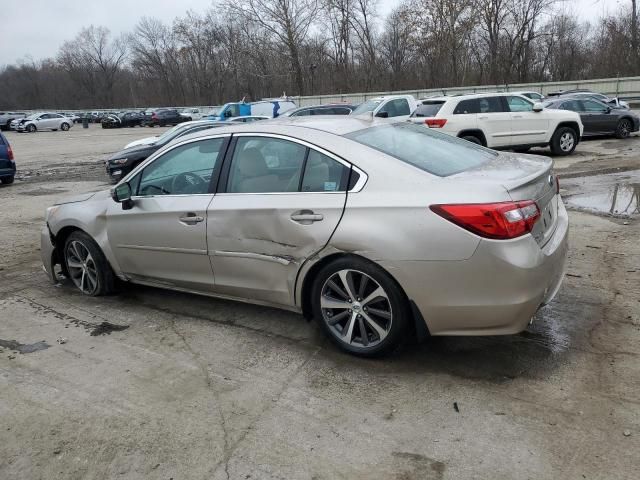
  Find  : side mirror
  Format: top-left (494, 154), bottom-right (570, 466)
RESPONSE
top-left (376, 111), bottom-right (389, 118)
top-left (111, 182), bottom-right (134, 210)
top-left (532, 103), bottom-right (544, 112)
top-left (605, 107), bottom-right (611, 114)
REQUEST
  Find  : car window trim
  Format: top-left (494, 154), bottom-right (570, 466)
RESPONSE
top-left (216, 132), bottom-right (367, 195)
top-left (123, 133), bottom-right (232, 198)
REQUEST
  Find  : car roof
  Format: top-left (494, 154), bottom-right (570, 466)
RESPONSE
top-left (178, 116), bottom-right (397, 142)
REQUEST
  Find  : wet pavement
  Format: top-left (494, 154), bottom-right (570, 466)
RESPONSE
top-left (1, 126), bottom-right (639, 479)
top-left (562, 169), bottom-right (640, 218)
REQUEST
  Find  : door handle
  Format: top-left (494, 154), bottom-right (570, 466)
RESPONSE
top-left (179, 212), bottom-right (204, 225)
top-left (291, 211), bottom-right (324, 224)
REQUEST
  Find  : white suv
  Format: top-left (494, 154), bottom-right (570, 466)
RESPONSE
top-left (410, 93), bottom-right (583, 155)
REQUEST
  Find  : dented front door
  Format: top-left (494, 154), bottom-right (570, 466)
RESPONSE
top-left (206, 192), bottom-right (346, 307)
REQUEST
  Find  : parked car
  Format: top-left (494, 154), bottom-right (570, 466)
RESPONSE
top-left (179, 108), bottom-right (203, 121)
top-left (281, 104), bottom-right (356, 117)
top-left (543, 97), bottom-right (639, 138)
top-left (58, 112), bottom-right (80, 123)
top-left (210, 99), bottom-right (296, 121)
top-left (101, 111), bottom-right (145, 129)
top-left (15, 113), bottom-right (73, 133)
top-left (42, 117), bottom-right (568, 357)
top-left (408, 93), bottom-right (583, 155)
top-left (350, 95), bottom-right (417, 120)
top-left (0, 111), bottom-right (26, 131)
top-left (513, 91), bottom-right (544, 101)
top-left (105, 120), bottom-right (224, 182)
top-left (144, 109), bottom-right (186, 127)
top-left (0, 132), bottom-right (15, 185)
top-left (555, 91), bottom-right (630, 110)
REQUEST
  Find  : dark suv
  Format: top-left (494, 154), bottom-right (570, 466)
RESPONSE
top-left (145, 109), bottom-right (185, 127)
top-left (0, 132), bottom-right (16, 184)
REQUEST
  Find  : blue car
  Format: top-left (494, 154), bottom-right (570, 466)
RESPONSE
top-left (0, 132), bottom-right (15, 185)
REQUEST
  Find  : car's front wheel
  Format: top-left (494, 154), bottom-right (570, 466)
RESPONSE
top-left (615, 119), bottom-right (632, 139)
top-left (550, 126), bottom-right (577, 155)
top-left (63, 231), bottom-right (115, 296)
top-left (27, 124), bottom-right (36, 133)
top-left (311, 257), bottom-right (410, 357)
top-left (61, 122), bottom-right (70, 131)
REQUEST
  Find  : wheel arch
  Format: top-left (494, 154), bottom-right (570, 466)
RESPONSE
top-left (297, 252), bottom-right (429, 342)
top-left (554, 121), bottom-right (580, 139)
top-left (457, 129), bottom-right (487, 146)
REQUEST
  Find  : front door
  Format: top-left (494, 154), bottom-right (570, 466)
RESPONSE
top-left (107, 136), bottom-right (228, 291)
top-left (207, 134), bottom-right (351, 307)
top-left (507, 95), bottom-right (549, 145)
top-left (580, 100), bottom-right (611, 134)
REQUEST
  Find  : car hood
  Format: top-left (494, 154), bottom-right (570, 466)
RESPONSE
top-left (124, 136), bottom-right (158, 149)
top-left (54, 189), bottom-right (110, 206)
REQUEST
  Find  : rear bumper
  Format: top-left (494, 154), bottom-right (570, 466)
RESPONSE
top-left (385, 198), bottom-right (569, 336)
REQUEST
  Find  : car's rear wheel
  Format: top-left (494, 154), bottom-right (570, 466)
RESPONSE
top-left (311, 257), bottom-right (409, 357)
top-left (461, 135), bottom-right (483, 146)
top-left (27, 124), bottom-right (36, 133)
top-left (64, 231), bottom-right (115, 296)
top-left (550, 127), bottom-right (577, 155)
top-left (61, 122), bottom-right (70, 131)
top-left (615, 119), bottom-right (632, 139)
top-left (1, 176), bottom-right (14, 185)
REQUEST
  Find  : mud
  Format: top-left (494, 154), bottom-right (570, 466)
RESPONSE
top-left (0, 339), bottom-right (50, 354)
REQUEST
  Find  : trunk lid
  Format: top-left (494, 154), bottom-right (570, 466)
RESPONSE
top-left (451, 152), bottom-right (558, 246)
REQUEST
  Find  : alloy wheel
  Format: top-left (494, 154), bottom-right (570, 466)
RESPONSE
top-left (66, 240), bottom-right (99, 294)
top-left (320, 269), bottom-right (393, 348)
top-left (559, 132), bottom-right (575, 152)
top-left (618, 120), bottom-right (631, 138)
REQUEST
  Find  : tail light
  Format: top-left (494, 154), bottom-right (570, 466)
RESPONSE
top-left (430, 201), bottom-right (540, 240)
top-left (7, 145), bottom-right (14, 161)
top-left (425, 118), bottom-right (447, 128)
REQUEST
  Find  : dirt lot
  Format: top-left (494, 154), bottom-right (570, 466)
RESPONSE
top-left (1, 125), bottom-right (639, 479)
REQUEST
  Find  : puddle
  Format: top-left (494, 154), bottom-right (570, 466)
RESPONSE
top-left (89, 321), bottom-right (129, 336)
top-left (0, 338), bottom-right (50, 354)
top-left (562, 169), bottom-right (640, 217)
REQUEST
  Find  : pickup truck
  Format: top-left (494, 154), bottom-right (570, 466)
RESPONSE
top-left (0, 112), bottom-right (26, 131)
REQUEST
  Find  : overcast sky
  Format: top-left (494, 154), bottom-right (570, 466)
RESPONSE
top-left (0, 0), bottom-right (625, 66)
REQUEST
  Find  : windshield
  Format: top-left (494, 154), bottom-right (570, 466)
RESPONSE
top-left (26, 113), bottom-right (40, 120)
top-left (155, 124), bottom-right (189, 144)
top-left (351, 99), bottom-right (383, 115)
top-left (344, 123), bottom-right (496, 177)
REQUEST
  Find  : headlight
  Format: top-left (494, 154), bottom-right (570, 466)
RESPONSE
top-left (45, 206), bottom-right (59, 222)
top-left (110, 158), bottom-right (128, 165)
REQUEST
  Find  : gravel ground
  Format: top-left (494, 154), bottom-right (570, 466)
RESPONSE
top-left (0, 125), bottom-right (639, 479)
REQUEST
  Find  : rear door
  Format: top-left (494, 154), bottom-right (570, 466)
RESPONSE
top-left (475, 97), bottom-right (512, 147)
top-left (507, 95), bottom-right (549, 145)
top-left (580, 100), bottom-right (611, 134)
top-left (206, 134), bottom-right (353, 306)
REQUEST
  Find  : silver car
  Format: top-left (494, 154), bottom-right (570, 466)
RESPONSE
top-left (16, 112), bottom-right (72, 132)
top-left (41, 118), bottom-right (568, 356)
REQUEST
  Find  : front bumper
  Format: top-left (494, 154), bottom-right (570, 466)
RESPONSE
top-left (41, 225), bottom-right (59, 283)
top-left (385, 197), bottom-right (569, 336)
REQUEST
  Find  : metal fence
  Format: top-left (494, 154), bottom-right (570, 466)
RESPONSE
top-left (291, 76), bottom-right (640, 107)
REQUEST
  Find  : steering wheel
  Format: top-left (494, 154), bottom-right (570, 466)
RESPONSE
top-left (171, 172), bottom-right (207, 194)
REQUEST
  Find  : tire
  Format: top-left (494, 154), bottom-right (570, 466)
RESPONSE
top-left (550, 126), bottom-right (578, 155)
top-left (61, 122), bottom-right (70, 131)
top-left (1, 176), bottom-right (14, 185)
top-left (311, 256), bottom-right (410, 357)
top-left (27, 124), bottom-right (36, 133)
top-left (615, 119), bottom-right (633, 139)
top-left (461, 135), bottom-right (483, 146)
top-left (63, 231), bottom-right (116, 296)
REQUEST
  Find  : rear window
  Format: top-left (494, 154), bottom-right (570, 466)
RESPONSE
top-left (412, 102), bottom-right (444, 117)
top-left (344, 123), bottom-right (496, 177)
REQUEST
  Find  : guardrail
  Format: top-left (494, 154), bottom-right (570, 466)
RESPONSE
top-left (291, 76), bottom-right (640, 107)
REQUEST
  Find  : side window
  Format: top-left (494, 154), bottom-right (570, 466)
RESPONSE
top-left (293, 109), bottom-right (311, 116)
top-left (227, 137), bottom-right (307, 193)
top-left (507, 96), bottom-right (533, 112)
top-left (561, 100), bottom-right (581, 111)
top-left (330, 107), bottom-right (352, 115)
top-left (453, 99), bottom-right (479, 114)
top-left (478, 97), bottom-right (506, 113)
top-left (301, 150), bottom-right (349, 192)
top-left (383, 99), bottom-right (410, 117)
top-left (137, 138), bottom-right (224, 196)
top-left (582, 100), bottom-right (607, 112)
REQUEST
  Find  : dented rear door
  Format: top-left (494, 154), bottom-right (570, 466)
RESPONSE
top-left (206, 134), bottom-right (350, 307)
